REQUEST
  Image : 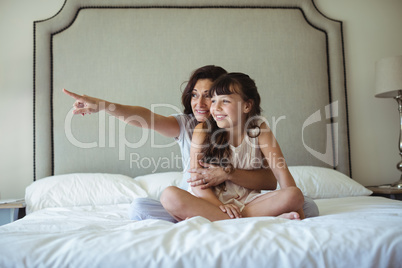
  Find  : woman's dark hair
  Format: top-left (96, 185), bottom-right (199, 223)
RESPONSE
top-left (201, 73), bottom-right (262, 184)
top-left (182, 65), bottom-right (227, 114)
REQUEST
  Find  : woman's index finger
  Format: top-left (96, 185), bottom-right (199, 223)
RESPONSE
top-left (63, 88), bottom-right (82, 100)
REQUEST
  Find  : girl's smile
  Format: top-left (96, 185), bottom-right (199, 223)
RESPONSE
top-left (214, 114), bottom-right (228, 121)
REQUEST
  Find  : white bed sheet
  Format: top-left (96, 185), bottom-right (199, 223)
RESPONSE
top-left (0, 197), bottom-right (401, 268)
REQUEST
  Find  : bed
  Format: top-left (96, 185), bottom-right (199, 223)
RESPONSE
top-left (1, 0), bottom-right (402, 267)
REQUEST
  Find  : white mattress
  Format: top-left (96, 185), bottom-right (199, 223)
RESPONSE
top-left (1, 196), bottom-right (401, 268)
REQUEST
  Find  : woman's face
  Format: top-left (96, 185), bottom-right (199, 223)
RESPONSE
top-left (191, 79), bottom-right (213, 122)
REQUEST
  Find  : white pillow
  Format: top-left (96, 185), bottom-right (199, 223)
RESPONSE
top-left (286, 166), bottom-right (372, 199)
top-left (25, 173), bottom-right (148, 213)
top-left (134, 171), bottom-right (183, 200)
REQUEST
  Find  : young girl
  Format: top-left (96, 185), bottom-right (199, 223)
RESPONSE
top-left (161, 72), bottom-right (304, 221)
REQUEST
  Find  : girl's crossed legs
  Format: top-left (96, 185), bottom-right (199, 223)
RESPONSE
top-left (242, 186), bottom-right (305, 220)
top-left (160, 186), bottom-right (304, 222)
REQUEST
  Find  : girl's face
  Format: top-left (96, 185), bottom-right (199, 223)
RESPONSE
top-left (191, 79), bottom-right (213, 122)
top-left (210, 92), bottom-right (251, 130)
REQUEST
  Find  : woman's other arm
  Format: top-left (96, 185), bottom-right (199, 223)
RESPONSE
top-left (189, 124), bottom-right (223, 206)
top-left (189, 124), bottom-right (242, 219)
top-left (188, 162), bottom-right (276, 191)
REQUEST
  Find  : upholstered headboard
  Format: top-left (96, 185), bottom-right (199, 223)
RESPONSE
top-left (34, 0), bottom-right (350, 180)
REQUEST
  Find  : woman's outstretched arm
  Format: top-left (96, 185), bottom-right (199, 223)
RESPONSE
top-left (63, 88), bottom-right (180, 138)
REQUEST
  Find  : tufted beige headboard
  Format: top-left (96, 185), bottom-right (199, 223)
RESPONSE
top-left (34, 0), bottom-right (350, 180)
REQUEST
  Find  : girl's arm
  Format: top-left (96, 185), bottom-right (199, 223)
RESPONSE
top-left (258, 122), bottom-right (296, 189)
top-left (258, 122), bottom-right (304, 218)
top-left (190, 124), bottom-right (224, 207)
top-left (63, 89), bottom-right (180, 137)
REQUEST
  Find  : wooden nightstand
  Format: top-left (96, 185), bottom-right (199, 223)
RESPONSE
top-left (366, 186), bottom-right (402, 201)
top-left (0, 199), bottom-right (26, 226)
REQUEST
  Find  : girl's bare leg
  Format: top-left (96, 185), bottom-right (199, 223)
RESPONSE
top-left (160, 186), bottom-right (232, 222)
top-left (242, 186), bottom-right (305, 219)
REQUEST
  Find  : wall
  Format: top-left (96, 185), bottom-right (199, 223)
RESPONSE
top-left (0, 0), bottom-right (65, 199)
top-left (314, 0), bottom-right (402, 186)
top-left (0, 0), bottom-right (401, 199)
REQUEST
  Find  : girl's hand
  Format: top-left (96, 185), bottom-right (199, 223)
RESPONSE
top-left (219, 204), bottom-right (242, 219)
top-left (187, 161), bottom-right (230, 189)
top-left (63, 88), bottom-right (105, 115)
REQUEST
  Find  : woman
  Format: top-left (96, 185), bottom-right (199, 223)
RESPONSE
top-left (64, 65), bottom-right (318, 222)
